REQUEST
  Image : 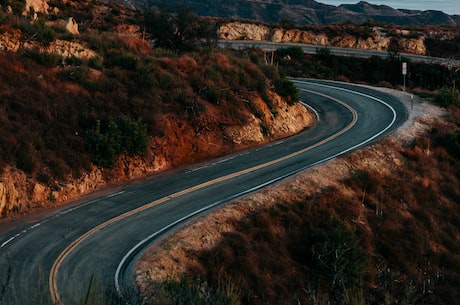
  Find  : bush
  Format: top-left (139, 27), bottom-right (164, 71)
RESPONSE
top-left (144, 5), bottom-right (217, 52)
top-left (154, 276), bottom-right (239, 305)
top-left (442, 130), bottom-right (460, 159)
top-left (16, 19), bottom-right (56, 45)
top-left (84, 116), bottom-right (148, 167)
top-left (434, 87), bottom-right (460, 107)
top-left (309, 218), bottom-right (367, 289)
top-left (16, 145), bottom-right (36, 174)
top-left (22, 48), bottom-right (62, 67)
top-left (274, 78), bottom-right (299, 105)
top-left (276, 46), bottom-right (304, 60)
top-left (104, 52), bottom-right (138, 70)
top-left (0, 0), bottom-right (25, 14)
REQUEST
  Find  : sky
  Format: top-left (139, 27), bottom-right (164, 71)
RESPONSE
top-left (318, 0), bottom-right (460, 15)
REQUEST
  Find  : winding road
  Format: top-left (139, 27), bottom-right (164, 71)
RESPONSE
top-left (0, 80), bottom-right (407, 305)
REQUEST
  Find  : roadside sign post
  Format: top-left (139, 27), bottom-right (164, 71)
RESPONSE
top-left (402, 62), bottom-right (407, 91)
top-left (410, 94), bottom-right (414, 110)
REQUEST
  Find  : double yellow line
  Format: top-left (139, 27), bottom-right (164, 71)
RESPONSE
top-left (49, 88), bottom-right (358, 305)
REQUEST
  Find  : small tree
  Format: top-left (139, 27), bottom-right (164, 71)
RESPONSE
top-left (274, 78), bottom-right (299, 105)
top-left (0, 0), bottom-right (25, 14)
top-left (434, 86), bottom-right (460, 107)
top-left (387, 37), bottom-right (401, 62)
top-left (309, 218), bottom-right (367, 290)
top-left (442, 130), bottom-right (460, 158)
top-left (85, 116), bottom-right (148, 168)
top-left (144, 5), bottom-right (217, 52)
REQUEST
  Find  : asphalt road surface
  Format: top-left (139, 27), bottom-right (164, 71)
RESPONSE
top-left (0, 80), bottom-right (407, 305)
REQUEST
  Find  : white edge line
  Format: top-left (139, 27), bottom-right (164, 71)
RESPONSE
top-left (0, 192), bottom-right (125, 250)
top-left (114, 81), bottom-right (400, 297)
top-left (301, 101), bottom-right (320, 121)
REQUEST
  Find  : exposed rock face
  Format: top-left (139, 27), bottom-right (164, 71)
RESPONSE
top-left (0, 30), bottom-right (22, 52)
top-left (24, 0), bottom-right (49, 15)
top-left (65, 17), bottom-right (79, 35)
top-left (0, 31), bottom-right (96, 59)
top-left (0, 168), bottom-right (27, 216)
top-left (46, 39), bottom-right (96, 59)
top-left (219, 22), bottom-right (271, 41)
top-left (219, 22), bottom-right (427, 55)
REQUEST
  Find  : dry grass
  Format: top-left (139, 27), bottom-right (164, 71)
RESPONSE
top-left (136, 93), bottom-right (460, 305)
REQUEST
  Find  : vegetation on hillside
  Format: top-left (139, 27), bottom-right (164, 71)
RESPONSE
top-left (0, 2), bottom-right (459, 305)
top-left (134, 19), bottom-right (460, 304)
top-left (260, 45), bottom-right (459, 92)
top-left (143, 106), bottom-right (460, 305)
top-left (0, 3), bottom-right (297, 201)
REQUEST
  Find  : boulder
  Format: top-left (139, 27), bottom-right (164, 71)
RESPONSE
top-left (24, 0), bottom-right (49, 15)
top-left (65, 17), bottom-right (79, 35)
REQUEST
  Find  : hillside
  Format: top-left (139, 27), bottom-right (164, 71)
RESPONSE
top-left (123, 0), bottom-right (460, 26)
top-left (136, 90), bottom-right (460, 305)
top-left (0, 0), bottom-right (313, 217)
top-left (0, 1), bottom-right (459, 305)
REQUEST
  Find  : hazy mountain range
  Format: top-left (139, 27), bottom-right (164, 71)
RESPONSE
top-left (121, 0), bottom-right (460, 26)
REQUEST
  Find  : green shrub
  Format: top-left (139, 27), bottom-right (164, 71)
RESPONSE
top-left (274, 78), bottom-right (299, 105)
top-left (88, 56), bottom-right (103, 70)
top-left (104, 52), bottom-right (138, 70)
top-left (154, 276), bottom-right (239, 305)
top-left (0, 8), bottom-right (11, 24)
top-left (58, 66), bottom-right (99, 91)
top-left (276, 46), bottom-right (304, 60)
top-left (309, 218), bottom-right (366, 289)
top-left (0, 0), bottom-right (25, 14)
top-left (22, 48), bottom-right (62, 67)
top-left (16, 19), bottom-right (56, 45)
top-left (442, 130), bottom-right (460, 159)
top-left (434, 87), bottom-right (460, 107)
top-left (16, 141), bottom-right (36, 174)
top-left (84, 116), bottom-right (148, 168)
top-left (205, 86), bottom-right (220, 104)
top-left (65, 55), bottom-right (83, 66)
top-left (259, 64), bottom-right (280, 81)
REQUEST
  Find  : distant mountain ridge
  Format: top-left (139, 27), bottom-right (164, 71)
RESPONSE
top-left (122, 0), bottom-right (459, 26)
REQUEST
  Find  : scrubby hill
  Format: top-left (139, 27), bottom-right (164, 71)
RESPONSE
top-left (0, 0), bottom-right (312, 216)
top-left (136, 93), bottom-right (460, 305)
top-left (0, 2), bottom-right (459, 305)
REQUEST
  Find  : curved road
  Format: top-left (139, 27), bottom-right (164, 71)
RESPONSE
top-left (0, 80), bottom-right (407, 305)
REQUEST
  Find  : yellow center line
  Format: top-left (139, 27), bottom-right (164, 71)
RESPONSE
top-left (49, 88), bottom-right (358, 305)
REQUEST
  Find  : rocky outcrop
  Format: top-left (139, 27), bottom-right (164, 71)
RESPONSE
top-left (219, 22), bottom-right (427, 55)
top-left (219, 23), bottom-right (271, 42)
top-left (0, 31), bottom-right (96, 59)
top-left (24, 0), bottom-right (49, 15)
top-left (45, 39), bottom-right (96, 59)
top-left (65, 17), bottom-right (79, 35)
top-left (0, 168), bottom-right (28, 216)
top-left (0, 165), bottom-right (106, 216)
top-left (0, 30), bottom-right (22, 52)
